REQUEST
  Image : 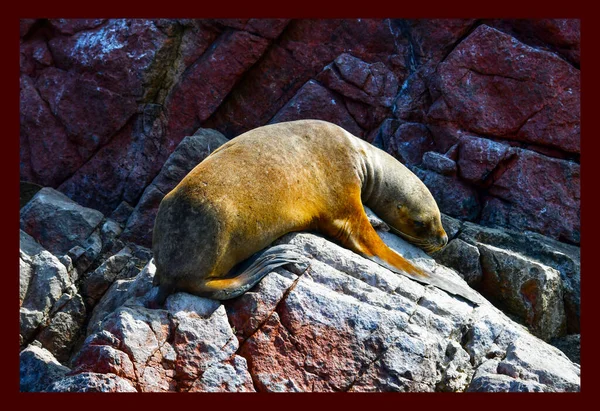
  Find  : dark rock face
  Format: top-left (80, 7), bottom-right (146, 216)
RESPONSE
top-left (20, 18), bottom-right (579, 247)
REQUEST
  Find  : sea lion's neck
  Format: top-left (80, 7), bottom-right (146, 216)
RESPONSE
top-left (357, 142), bottom-right (386, 209)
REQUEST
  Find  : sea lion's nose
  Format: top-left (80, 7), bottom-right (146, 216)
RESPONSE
top-left (439, 232), bottom-right (448, 247)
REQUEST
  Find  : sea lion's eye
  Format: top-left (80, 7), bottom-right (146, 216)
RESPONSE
top-left (397, 204), bottom-right (403, 209)
top-left (414, 220), bottom-right (425, 228)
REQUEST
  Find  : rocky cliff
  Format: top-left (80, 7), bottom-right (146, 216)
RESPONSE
top-left (19, 18), bottom-right (580, 392)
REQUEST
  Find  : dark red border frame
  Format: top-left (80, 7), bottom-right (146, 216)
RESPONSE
top-left (6, 0), bottom-right (595, 407)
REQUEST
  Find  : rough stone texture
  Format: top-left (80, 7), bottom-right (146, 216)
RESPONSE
top-left (121, 128), bottom-right (229, 246)
top-left (47, 372), bottom-right (138, 392)
top-left (19, 18), bottom-right (580, 392)
top-left (550, 334), bottom-right (580, 364)
top-left (458, 221), bottom-right (580, 334)
top-left (431, 238), bottom-right (482, 285)
top-left (20, 187), bottom-right (104, 255)
top-left (478, 244), bottom-right (565, 341)
top-left (421, 151), bottom-right (457, 175)
top-left (482, 149), bottom-right (580, 245)
top-left (20, 230), bottom-right (72, 344)
top-left (429, 24), bottom-right (580, 154)
top-left (20, 345), bottom-right (70, 392)
top-left (71, 292), bottom-right (254, 392)
top-left (269, 80), bottom-right (363, 137)
top-left (457, 136), bottom-right (514, 184)
top-left (387, 122), bottom-right (435, 167)
top-left (414, 168), bottom-right (480, 220)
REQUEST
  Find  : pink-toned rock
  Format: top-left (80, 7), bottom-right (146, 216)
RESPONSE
top-left (488, 19), bottom-right (580, 67)
top-left (48, 19), bottom-right (179, 100)
top-left (163, 29), bottom-right (270, 151)
top-left (35, 67), bottom-right (137, 160)
top-left (58, 114), bottom-right (163, 215)
top-left (317, 53), bottom-right (399, 108)
top-left (387, 122), bottom-right (435, 166)
top-left (20, 19), bottom-right (37, 37)
top-left (429, 25), bottom-right (580, 154)
top-left (48, 19), bottom-right (106, 35)
top-left (20, 37), bottom-right (53, 76)
top-left (206, 19), bottom-right (408, 137)
top-left (269, 80), bottom-right (363, 137)
top-left (213, 19), bottom-right (290, 39)
top-left (20, 75), bottom-right (82, 187)
top-left (482, 149), bottom-right (579, 244)
top-left (408, 19), bottom-right (477, 72)
top-left (457, 136), bottom-right (514, 184)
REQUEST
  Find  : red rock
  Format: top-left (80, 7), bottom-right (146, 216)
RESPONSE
top-left (20, 37), bottom-right (53, 76)
top-left (457, 136), bottom-right (514, 184)
top-left (429, 25), bottom-right (580, 154)
top-left (206, 19), bottom-right (409, 137)
top-left (269, 80), bottom-right (363, 137)
top-left (408, 19), bottom-right (477, 72)
top-left (488, 19), bottom-right (580, 67)
top-left (58, 115), bottom-right (163, 215)
top-left (163, 30), bottom-right (270, 150)
top-left (213, 19), bottom-right (290, 39)
top-left (387, 122), bottom-right (435, 166)
top-left (20, 75), bottom-right (83, 187)
top-left (482, 149), bottom-right (579, 244)
top-left (317, 53), bottom-right (399, 108)
top-left (35, 67), bottom-right (138, 160)
top-left (48, 19), bottom-right (178, 100)
top-left (20, 19), bottom-right (37, 37)
top-left (48, 19), bottom-right (106, 35)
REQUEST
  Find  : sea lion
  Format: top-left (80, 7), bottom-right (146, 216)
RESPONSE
top-left (151, 119), bottom-right (482, 305)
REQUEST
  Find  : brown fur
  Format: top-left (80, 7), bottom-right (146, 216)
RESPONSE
top-left (152, 120), bottom-right (456, 301)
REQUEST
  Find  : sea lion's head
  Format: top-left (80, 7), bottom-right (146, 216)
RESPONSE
top-left (385, 195), bottom-right (448, 254)
top-left (366, 152), bottom-right (448, 253)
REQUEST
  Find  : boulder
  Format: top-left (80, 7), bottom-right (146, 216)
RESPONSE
top-left (20, 187), bottom-right (104, 255)
top-left (20, 345), bottom-right (70, 392)
top-left (483, 148), bottom-right (579, 245)
top-left (429, 24), bottom-right (580, 154)
top-left (269, 80), bottom-right (363, 137)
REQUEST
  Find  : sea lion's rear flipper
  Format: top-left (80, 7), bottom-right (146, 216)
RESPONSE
top-left (203, 244), bottom-right (307, 300)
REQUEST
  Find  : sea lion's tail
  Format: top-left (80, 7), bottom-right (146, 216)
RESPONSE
top-left (367, 255), bottom-right (485, 305)
top-left (204, 244), bottom-right (307, 300)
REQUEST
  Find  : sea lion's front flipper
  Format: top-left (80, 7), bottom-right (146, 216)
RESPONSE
top-left (202, 245), bottom-right (307, 300)
top-left (366, 253), bottom-right (484, 305)
top-left (329, 212), bottom-right (484, 305)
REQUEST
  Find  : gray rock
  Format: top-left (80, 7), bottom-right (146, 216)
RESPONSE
top-left (20, 230), bottom-right (73, 346)
top-left (46, 372), bottom-right (138, 392)
top-left (421, 151), bottom-right (457, 175)
top-left (86, 260), bottom-right (156, 335)
top-left (477, 243), bottom-right (566, 341)
top-left (431, 238), bottom-right (482, 285)
top-left (20, 345), bottom-right (70, 392)
top-left (36, 293), bottom-right (87, 363)
top-left (20, 187), bottom-right (104, 255)
top-left (550, 334), bottom-right (580, 364)
top-left (121, 128), bottom-right (229, 246)
top-left (459, 222), bottom-right (580, 333)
